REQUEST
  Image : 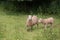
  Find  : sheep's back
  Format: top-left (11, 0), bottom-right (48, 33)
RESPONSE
top-left (32, 16), bottom-right (38, 24)
top-left (47, 17), bottom-right (54, 23)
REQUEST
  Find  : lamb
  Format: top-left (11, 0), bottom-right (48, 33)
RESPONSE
top-left (26, 15), bottom-right (38, 31)
top-left (38, 17), bottom-right (54, 29)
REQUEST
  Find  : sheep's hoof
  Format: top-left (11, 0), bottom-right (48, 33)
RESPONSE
top-left (27, 29), bottom-right (33, 32)
top-left (27, 29), bottom-right (30, 31)
top-left (27, 29), bottom-right (32, 32)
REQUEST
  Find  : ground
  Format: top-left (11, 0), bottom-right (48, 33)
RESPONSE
top-left (0, 11), bottom-right (60, 40)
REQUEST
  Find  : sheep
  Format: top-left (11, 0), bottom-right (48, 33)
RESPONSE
top-left (38, 17), bottom-right (54, 29)
top-left (26, 15), bottom-right (32, 31)
top-left (26, 15), bottom-right (38, 31)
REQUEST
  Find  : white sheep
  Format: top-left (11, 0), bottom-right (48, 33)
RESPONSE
top-left (26, 15), bottom-right (38, 31)
top-left (38, 17), bottom-right (54, 29)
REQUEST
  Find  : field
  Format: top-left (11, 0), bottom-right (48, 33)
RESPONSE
top-left (0, 11), bottom-right (60, 40)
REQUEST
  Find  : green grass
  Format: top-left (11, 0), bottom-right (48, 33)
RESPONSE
top-left (0, 11), bottom-right (60, 40)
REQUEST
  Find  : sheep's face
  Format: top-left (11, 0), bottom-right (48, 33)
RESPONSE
top-left (38, 18), bottom-right (42, 23)
top-left (28, 15), bottom-right (32, 21)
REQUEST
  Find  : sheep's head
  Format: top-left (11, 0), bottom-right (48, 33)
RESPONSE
top-left (28, 15), bottom-right (32, 21)
top-left (38, 18), bottom-right (42, 23)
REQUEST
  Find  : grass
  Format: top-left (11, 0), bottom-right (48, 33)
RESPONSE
top-left (0, 10), bottom-right (60, 40)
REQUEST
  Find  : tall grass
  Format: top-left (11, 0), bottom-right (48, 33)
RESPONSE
top-left (0, 9), bottom-right (60, 40)
top-left (0, 1), bottom-right (60, 40)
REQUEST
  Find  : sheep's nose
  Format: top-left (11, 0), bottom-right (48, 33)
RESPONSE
top-left (29, 19), bottom-right (32, 21)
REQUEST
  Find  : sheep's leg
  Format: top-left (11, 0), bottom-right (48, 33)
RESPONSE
top-left (50, 23), bottom-right (53, 29)
top-left (27, 25), bottom-right (31, 31)
top-left (30, 26), bottom-right (33, 31)
top-left (27, 26), bottom-right (29, 31)
top-left (44, 24), bottom-right (47, 30)
top-left (37, 23), bottom-right (39, 28)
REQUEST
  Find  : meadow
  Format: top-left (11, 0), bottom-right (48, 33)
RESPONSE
top-left (0, 10), bottom-right (60, 40)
